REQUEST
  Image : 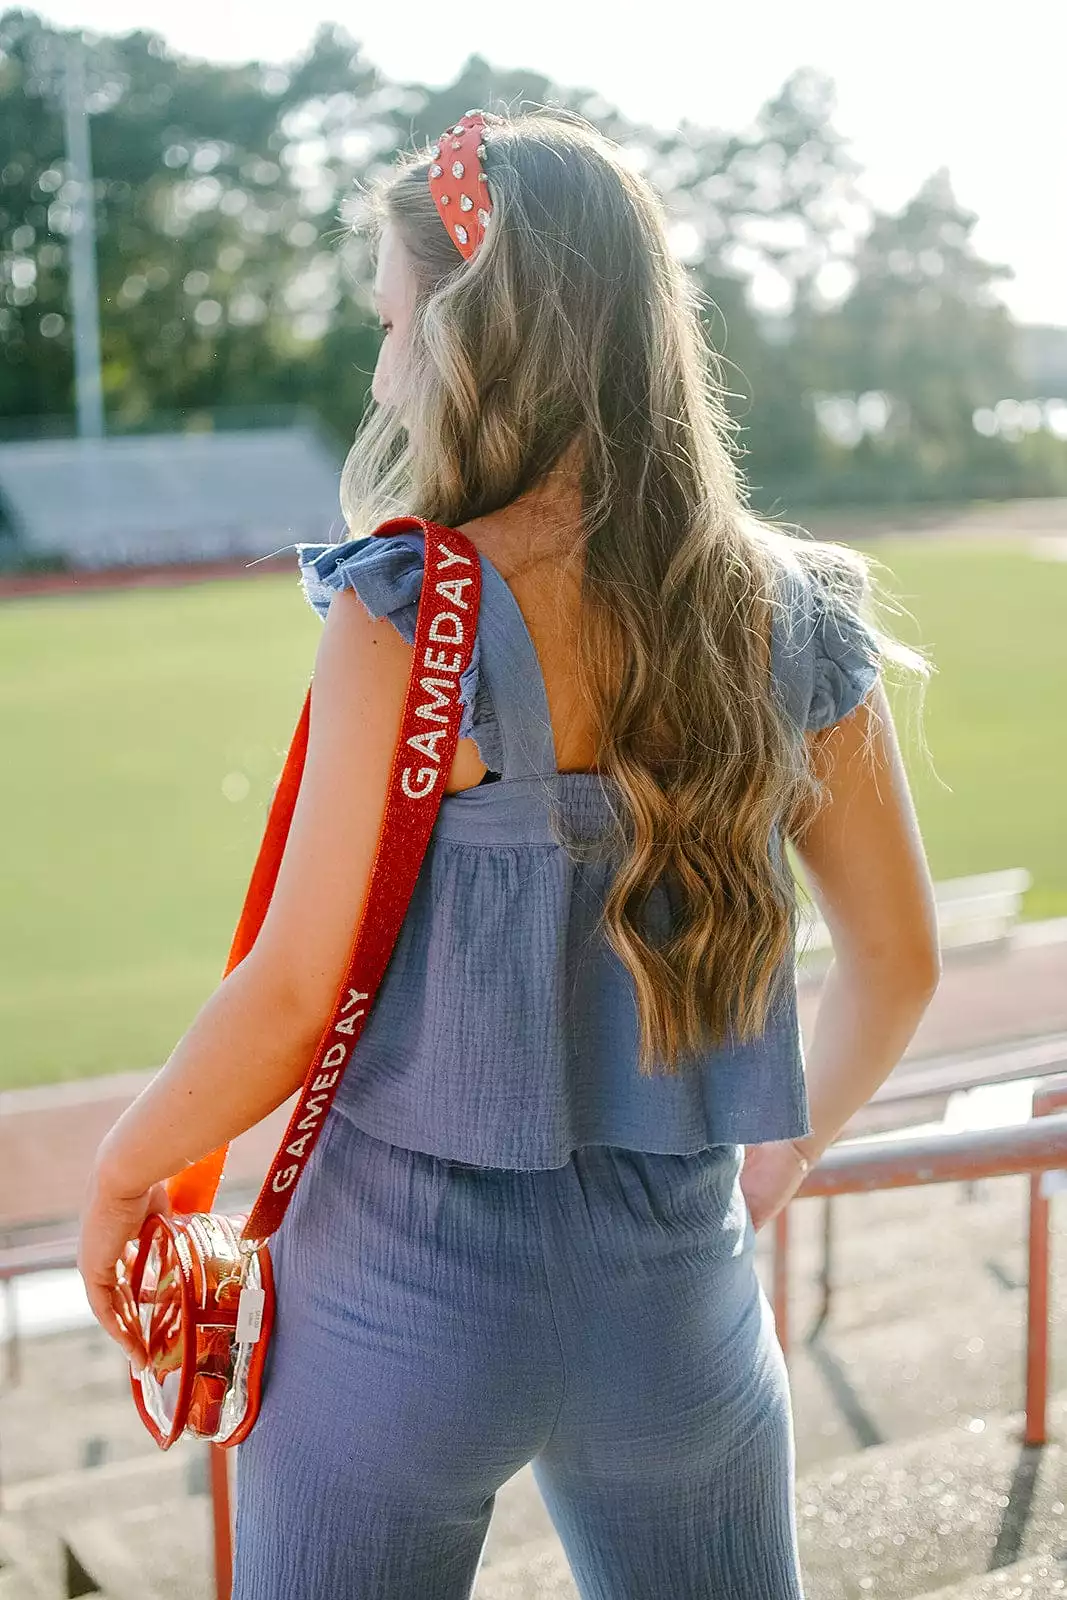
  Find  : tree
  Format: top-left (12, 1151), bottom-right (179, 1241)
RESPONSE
top-left (0, 13), bottom-right (399, 430)
top-left (817, 169), bottom-right (1022, 491)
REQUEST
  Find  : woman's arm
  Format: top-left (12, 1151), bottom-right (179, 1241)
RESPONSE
top-left (79, 588), bottom-right (416, 1346)
top-left (96, 589), bottom-right (417, 1189)
top-left (789, 679), bottom-right (942, 1163)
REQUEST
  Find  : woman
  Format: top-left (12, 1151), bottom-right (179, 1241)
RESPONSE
top-left (79, 107), bottom-right (940, 1598)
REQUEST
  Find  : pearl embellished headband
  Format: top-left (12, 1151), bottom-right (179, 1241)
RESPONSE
top-left (427, 108), bottom-right (500, 260)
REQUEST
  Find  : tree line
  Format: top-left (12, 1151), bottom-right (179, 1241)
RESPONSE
top-left (2, 9), bottom-right (1065, 508)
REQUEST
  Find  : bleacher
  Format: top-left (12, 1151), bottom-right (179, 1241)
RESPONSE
top-left (0, 424), bottom-right (344, 569)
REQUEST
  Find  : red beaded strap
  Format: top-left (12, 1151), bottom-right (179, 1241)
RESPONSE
top-left (165, 518), bottom-right (481, 1238)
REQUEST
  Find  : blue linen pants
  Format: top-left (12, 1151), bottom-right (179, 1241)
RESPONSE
top-left (232, 1108), bottom-right (804, 1598)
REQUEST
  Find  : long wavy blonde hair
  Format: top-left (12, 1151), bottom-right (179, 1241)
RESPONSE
top-left (340, 106), bottom-right (930, 1075)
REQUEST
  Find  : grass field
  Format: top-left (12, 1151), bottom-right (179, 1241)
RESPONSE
top-left (2, 535), bottom-right (1064, 1090)
top-left (855, 537), bottom-right (1066, 924)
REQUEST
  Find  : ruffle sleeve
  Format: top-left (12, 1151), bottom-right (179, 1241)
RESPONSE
top-left (770, 558), bottom-right (882, 734)
top-left (294, 532), bottom-right (499, 769)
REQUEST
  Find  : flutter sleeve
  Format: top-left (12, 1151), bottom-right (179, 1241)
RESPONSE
top-left (770, 557), bottom-right (882, 734)
top-left (294, 531), bottom-right (499, 769)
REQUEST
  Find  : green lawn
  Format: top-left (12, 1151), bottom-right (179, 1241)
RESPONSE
top-left (2, 573), bottom-right (319, 1090)
top-left (853, 537), bottom-right (1066, 924)
top-left (2, 536), bottom-right (1064, 1090)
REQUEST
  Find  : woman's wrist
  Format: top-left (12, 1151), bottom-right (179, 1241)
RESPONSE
top-left (93, 1121), bottom-right (169, 1202)
top-left (787, 1134), bottom-right (822, 1174)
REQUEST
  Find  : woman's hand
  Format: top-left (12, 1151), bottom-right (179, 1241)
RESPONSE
top-left (77, 1158), bottom-right (172, 1371)
top-left (739, 1139), bottom-right (816, 1232)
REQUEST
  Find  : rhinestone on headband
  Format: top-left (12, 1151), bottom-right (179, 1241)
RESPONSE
top-left (426, 108), bottom-right (499, 261)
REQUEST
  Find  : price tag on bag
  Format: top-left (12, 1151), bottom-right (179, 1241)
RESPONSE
top-left (1040, 1168), bottom-right (1067, 1198)
top-left (236, 1285), bottom-right (266, 1344)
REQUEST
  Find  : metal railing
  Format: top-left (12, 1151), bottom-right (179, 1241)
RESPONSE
top-left (771, 1093), bottom-right (1067, 1448)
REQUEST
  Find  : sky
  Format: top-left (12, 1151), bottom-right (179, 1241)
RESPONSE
top-left (26, 0), bottom-right (1067, 327)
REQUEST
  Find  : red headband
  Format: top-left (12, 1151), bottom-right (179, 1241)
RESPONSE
top-left (427, 108), bottom-right (498, 260)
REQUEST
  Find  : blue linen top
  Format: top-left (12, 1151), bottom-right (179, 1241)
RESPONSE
top-left (292, 526), bottom-right (882, 1170)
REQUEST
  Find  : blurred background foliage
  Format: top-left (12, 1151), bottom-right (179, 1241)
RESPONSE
top-left (2, 9), bottom-right (1066, 508)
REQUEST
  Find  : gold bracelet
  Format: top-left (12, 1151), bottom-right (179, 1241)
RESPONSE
top-left (788, 1140), bottom-right (812, 1176)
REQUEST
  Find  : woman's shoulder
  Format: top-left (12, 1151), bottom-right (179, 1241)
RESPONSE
top-left (293, 529), bottom-right (502, 775)
top-left (756, 525), bottom-right (883, 735)
top-left (295, 528), bottom-right (428, 635)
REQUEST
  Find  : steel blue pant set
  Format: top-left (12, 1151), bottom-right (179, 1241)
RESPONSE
top-left (229, 526), bottom-right (880, 1595)
top-left (232, 1108), bottom-right (804, 1599)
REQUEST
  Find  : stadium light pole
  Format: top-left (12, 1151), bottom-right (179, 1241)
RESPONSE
top-left (60, 38), bottom-right (105, 439)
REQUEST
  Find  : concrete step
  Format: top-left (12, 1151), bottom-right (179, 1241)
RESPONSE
top-left (475, 1391), bottom-right (1067, 1600)
top-left (0, 1451), bottom-right (203, 1600)
top-left (0, 1563), bottom-right (55, 1600)
top-left (62, 1502), bottom-right (212, 1600)
top-left (0, 1513), bottom-right (78, 1600)
top-left (0, 1322), bottom-right (180, 1487)
top-left (796, 1395), bottom-right (1067, 1599)
top-left (477, 1464), bottom-right (558, 1571)
top-left (476, 1532), bottom-right (577, 1598)
top-left (5, 1464), bottom-right (552, 1600)
top-left (919, 1551), bottom-right (1067, 1597)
